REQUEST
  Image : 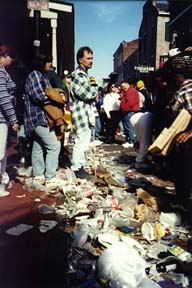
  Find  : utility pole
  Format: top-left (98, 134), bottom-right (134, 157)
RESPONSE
top-left (34, 10), bottom-right (40, 56)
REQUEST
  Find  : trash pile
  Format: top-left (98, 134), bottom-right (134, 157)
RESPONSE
top-left (16, 144), bottom-right (192, 287)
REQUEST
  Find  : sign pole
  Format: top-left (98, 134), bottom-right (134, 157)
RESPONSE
top-left (27, 0), bottom-right (49, 56)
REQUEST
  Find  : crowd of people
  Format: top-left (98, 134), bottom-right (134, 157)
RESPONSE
top-left (0, 43), bottom-right (192, 213)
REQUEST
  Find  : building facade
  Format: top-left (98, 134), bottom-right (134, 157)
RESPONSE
top-left (168, 1), bottom-right (192, 51)
top-left (0, 0), bottom-right (75, 77)
top-left (109, 1), bottom-right (171, 87)
top-left (113, 39), bottom-right (139, 84)
top-left (138, 0), bottom-right (170, 73)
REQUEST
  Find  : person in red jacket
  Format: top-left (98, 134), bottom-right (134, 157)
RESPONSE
top-left (120, 80), bottom-right (154, 169)
top-left (120, 81), bottom-right (140, 148)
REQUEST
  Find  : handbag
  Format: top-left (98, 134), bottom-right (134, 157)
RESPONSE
top-left (148, 108), bottom-right (191, 156)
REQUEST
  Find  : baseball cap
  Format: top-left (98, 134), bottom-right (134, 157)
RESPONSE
top-left (136, 80), bottom-right (144, 89)
top-left (89, 76), bottom-right (98, 86)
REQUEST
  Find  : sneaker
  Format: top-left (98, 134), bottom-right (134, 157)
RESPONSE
top-left (122, 142), bottom-right (134, 148)
top-left (74, 167), bottom-right (91, 180)
top-left (2, 172), bottom-right (9, 186)
top-left (33, 175), bottom-right (45, 185)
top-left (0, 184), bottom-right (10, 197)
top-left (0, 190), bottom-right (10, 197)
top-left (45, 177), bottom-right (67, 190)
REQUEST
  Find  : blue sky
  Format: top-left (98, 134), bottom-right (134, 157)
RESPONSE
top-left (67, 1), bottom-right (145, 85)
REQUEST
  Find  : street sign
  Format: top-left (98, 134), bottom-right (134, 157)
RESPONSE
top-left (27, 0), bottom-right (49, 11)
top-left (134, 66), bottom-right (154, 73)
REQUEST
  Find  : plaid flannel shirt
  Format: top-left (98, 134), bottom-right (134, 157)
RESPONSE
top-left (24, 70), bottom-right (51, 136)
top-left (0, 65), bottom-right (17, 125)
top-left (171, 79), bottom-right (192, 114)
top-left (70, 67), bottom-right (97, 134)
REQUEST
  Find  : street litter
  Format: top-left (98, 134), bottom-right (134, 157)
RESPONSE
top-left (137, 187), bottom-right (159, 212)
top-left (16, 194), bottom-right (26, 198)
top-left (16, 166), bottom-right (33, 177)
top-left (96, 241), bottom-right (160, 288)
top-left (6, 224), bottom-right (33, 236)
top-left (38, 203), bottom-right (55, 214)
top-left (11, 140), bottom-right (192, 287)
top-left (160, 212), bottom-right (181, 227)
top-left (39, 220), bottom-right (57, 233)
top-left (55, 144), bottom-right (192, 287)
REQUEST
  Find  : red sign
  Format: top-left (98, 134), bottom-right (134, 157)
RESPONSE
top-left (27, 0), bottom-right (49, 11)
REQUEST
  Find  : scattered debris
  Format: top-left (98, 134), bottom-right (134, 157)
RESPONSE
top-left (6, 224), bottom-right (33, 236)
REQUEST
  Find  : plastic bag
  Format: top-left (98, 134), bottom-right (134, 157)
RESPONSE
top-left (118, 192), bottom-right (138, 211)
top-left (160, 212), bottom-right (181, 227)
top-left (72, 224), bottom-right (90, 248)
top-left (97, 241), bottom-right (147, 288)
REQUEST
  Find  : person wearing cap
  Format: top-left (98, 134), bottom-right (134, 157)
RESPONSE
top-left (136, 80), bottom-right (153, 112)
top-left (120, 80), bottom-right (154, 170)
top-left (167, 67), bottom-right (192, 212)
top-left (70, 46), bottom-right (98, 180)
top-left (160, 47), bottom-right (183, 103)
top-left (168, 48), bottom-right (181, 58)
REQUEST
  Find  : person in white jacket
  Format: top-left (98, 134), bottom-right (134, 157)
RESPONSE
top-left (103, 83), bottom-right (121, 144)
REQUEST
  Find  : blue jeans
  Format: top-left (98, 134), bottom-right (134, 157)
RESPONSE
top-left (118, 120), bottom-right (125, 134)
top-left (71, 127), bottom-right (92, 171)
top-left (32, 126), bottom-right (61, 180)
top-left (122, 112), bottom-right (135, 143)
top-left (0, 123), bottom-right (8, 184)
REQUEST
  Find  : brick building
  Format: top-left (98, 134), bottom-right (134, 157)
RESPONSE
top-left (113, 39), bottom-right (139, 84)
